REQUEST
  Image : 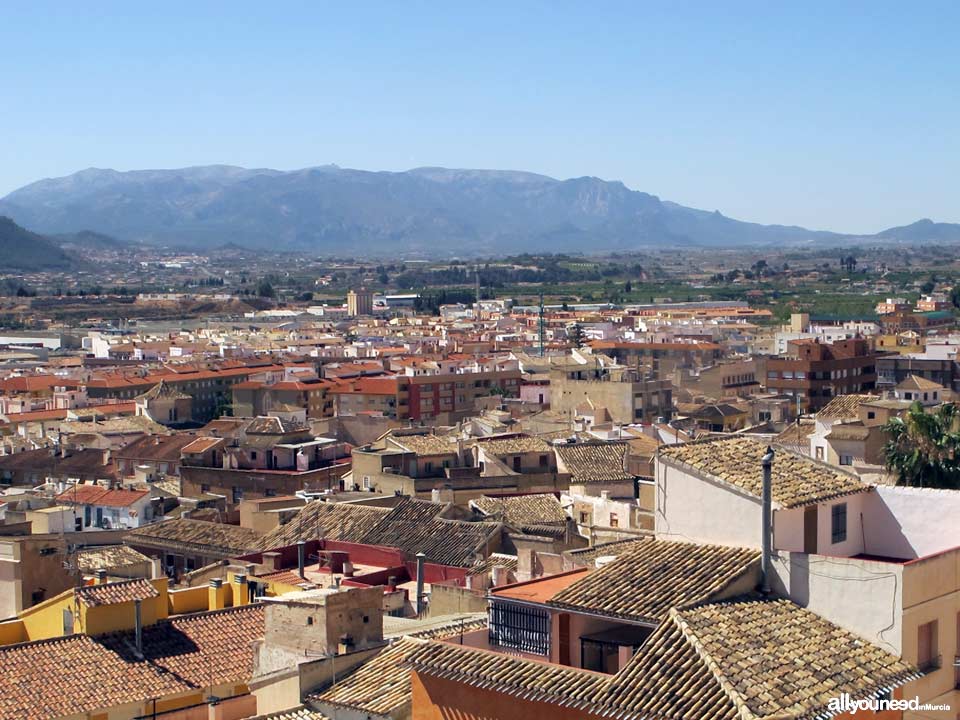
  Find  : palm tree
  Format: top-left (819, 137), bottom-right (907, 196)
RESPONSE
top-left (883, 401), bottom-right (960, 488)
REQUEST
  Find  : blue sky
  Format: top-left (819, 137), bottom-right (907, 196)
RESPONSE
top-left (2, 1), bottom-right (957, 233)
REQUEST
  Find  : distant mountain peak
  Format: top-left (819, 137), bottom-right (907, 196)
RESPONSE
top-left (0, 165), bottom-right (956, 254)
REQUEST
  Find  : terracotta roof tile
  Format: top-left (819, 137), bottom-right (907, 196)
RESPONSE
top-left (309, 637), bottom-right (426, 716)
top-left (555, 441), bottom-right (634, 483)
top-left (0, 605), bottom-right (264, 720)
top-left (547, 538), bottom-right (759, 624)
top-left (76, 578), bottom-right (159, 607)
top-left (659, 436), bottom-right (869, 509)
top-left (126, 518), bottom-right (261, 558)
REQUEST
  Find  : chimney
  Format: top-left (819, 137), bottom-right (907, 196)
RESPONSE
top-left (297, 541), bottom-right (306, 579)
top-left (208, 578), bottom-right (226, 610)
top-left (415, 552), bottom-right (426, 617)
top-left (262, 551), bottom-right (282, 573)
top-left (233, 573), bottom-right (248, 606)
top-left (760, 447), bottom-right (774, 595)
top-left (95, 568), bottom-right (108, 585)
top-left (134, 598), bottom-right (144, 658)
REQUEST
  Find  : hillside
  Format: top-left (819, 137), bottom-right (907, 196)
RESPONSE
top-left (0, 216), bottom-right (79, 271)
top-left (1, 165), bottom-right (956, 254)
top-left (0, 165), bottom-right (840, 253)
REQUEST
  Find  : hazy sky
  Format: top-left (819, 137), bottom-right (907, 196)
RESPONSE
top-left (3, 1), bottom-right (958, 233)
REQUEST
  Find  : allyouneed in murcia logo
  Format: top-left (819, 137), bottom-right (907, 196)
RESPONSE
top-left (828, 693), bottom-right (951, 714)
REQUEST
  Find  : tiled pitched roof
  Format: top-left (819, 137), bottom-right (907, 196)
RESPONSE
top-left (554, 441), bottom-right (634, 483)
top-left (245, 707), bottom-right (329, 720)
top-left (471, 494), bottom-right (567, 527)
top-left (816, 394), bottom-right (880, 419)
top-left (260, 498), bottom-right (499, 568)
top-left (659, 436), bottom-right (869, 509)
top-left (564, 539), bottom-right (646, 567)
top-left (386, 432), bottom-right (458, 456)
top-left (76, 578), bottom-right (159, 607)
top-left (896, 374), bottom-right (944, 391)
top-left (474, 435), bottom-right (552, 456)
top-left (0, 605), bottom-right (264, 720)
top-left (126, 518), bottom-right (261, 558)
top-left (55, 485), bottom-right (150, 508)
top-left (547, 538), bottom-right (759, 625)
top-left (115, 433), bottom-right (199, 462)
top-left (258, 502), bottom-right (390, 549)
top-left (662, 599), bottom-right (920, 719)
top-left (405, 641), bottom-right (607, 714)
top-left (407, 598), bottom-right (919, 720)
top-left (309, 637), bottom-right (425, 716)
top-left (75, 545), bottom-right (152, 572)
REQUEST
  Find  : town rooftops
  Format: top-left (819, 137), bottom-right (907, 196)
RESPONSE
top-left (309, 637), bottom-right (426, 717)
top-left (126, 518), bottom-right (261, 559)
top-left (470, 493), bottom-right (568, 528)
top-left (260, 497), bottom-right (501, 568)
top-left (547, 538), bottom-right (759, 625)
top-left (55, 485), bottom-right (150, 508)
top-left (0, 604), bottom-right (263, 720)
top-left (385, 432), bottom-right (458, 456)
top-left (659, 436), bottom-right (869, 509)
top-left (76, 578), bottom-right (159, 607)
top-left (555, 441), bottom-right (633, 484)
top-left (473, 434), bottom-right (552, 456)
top-left (816, 393), bottom-right (880, 419)
top-left (896, 374), bottom-right (945, 391)
top-left (135, 379), bottom-right (191, 401)
top-left (406, 597), bottom-right (918, 720)
top-left (74, 545), bottom-right (152, 573)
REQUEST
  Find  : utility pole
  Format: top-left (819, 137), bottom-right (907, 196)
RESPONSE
top-left (538, 292), bottom-right (545, 357)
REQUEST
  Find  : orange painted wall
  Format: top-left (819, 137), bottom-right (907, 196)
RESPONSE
top-left (412, 671), bottom-right (605, 720)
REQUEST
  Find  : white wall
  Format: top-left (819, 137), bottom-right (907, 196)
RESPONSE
top-left (773, 494), bottom-right (868, 558)
top-left (655, 461), bottom-right (764, 548)
top-left (771, 551), bottom-right (904, 655)
top-left (863, 486), bottom-right (960, 560)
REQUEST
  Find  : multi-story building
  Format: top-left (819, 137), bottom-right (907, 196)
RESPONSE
top-left (232, 378), bottom-right (336, 419)
top-left (86, 362), bottom-right (286, 422)
top-left (347, 288), bottom-right (374, 317)
top-left (875, 297), bottom-right (912, 315)
top-left (915, 293), bottom-right (951, 312)
top-left (550, 362), bottom-right (672, 424)
top-left (764, 337), bottom-right (879, 413)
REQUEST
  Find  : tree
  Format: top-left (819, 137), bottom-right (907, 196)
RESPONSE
top-left (950, 284), bottom-right (960, 309)
top-left (624, 280), bottom-right (632, 294)
top-left (257, 280), bottom-right (275, 298)
top-left (883, 402), bottom-right (960, 488)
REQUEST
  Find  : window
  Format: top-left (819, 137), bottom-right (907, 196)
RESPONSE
top-left (250, 450), bottom-right (258, 460)
top-left (917, 620), bottom-right (939, 671)
top-left (579, 511), bottom-right (589, 524)
top-left (264, 488), bottom-right (277, 497)
top-left (232, 486), bottom-right (243, 504)
top-left (839, 455), bottom-right (853, 466)
top-left (609, 512), bottom-right (619, 528)
top-left (867, 411), bottom-right (876, 420)
top-left (200, 484), bottom-right (210, 494)
top-left (831, 503), bottom-right (847, 543)
top-left (538, 454), bottom-right (548, 468)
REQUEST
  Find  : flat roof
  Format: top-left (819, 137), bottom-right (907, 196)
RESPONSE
top-left (490, 568), bottom-right (590, 604)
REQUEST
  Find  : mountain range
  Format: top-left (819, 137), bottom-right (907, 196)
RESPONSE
top-left (1, 165), bottom-right (959, 255)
